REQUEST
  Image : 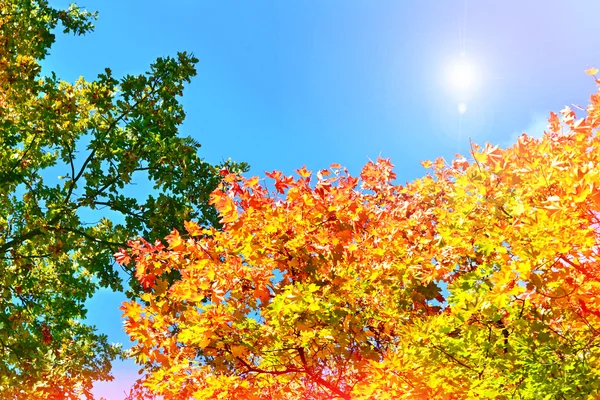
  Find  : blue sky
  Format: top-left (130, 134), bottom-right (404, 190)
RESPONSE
top-left (42, 1), bottom-right (600, 398)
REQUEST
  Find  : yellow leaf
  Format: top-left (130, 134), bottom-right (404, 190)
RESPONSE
top-left (512, 202), bottom-right (525, 216)
top-left (206, 267), bottom-right (215, 281)
top-left (245, 176), bottom-right (260, 187)
top-left (473, 151), bottom-right (487, 164)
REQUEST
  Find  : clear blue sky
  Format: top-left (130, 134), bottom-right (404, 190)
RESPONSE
top-left (43, 1), bottom-right (600, 398)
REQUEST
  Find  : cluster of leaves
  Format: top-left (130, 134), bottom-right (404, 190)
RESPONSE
top-left (0, 1), bottom-right (247, 398)
top-left (122, 86), bottom-right (600, 398)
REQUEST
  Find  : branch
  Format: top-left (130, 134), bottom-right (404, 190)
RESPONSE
top-left (0, 227), bottom-right (43, 254)
top-left (53, 226), bottom-right (124, 249)
top-left (298, 347), bottom-right (351, 400)
top-left (0, 252), bottom-right (52, 260)
top-left (79, 165), bottom-right (150, 207)
top-left (70, 81), bottom-right (159, 193)
top-left (62, 139), bottom-right (77, 206)
top-left (3, 130), bottom-right (41, 184)
top-left (431, 344), bottom-right (474, 371)
top-left (93, 201), bottom-right (147, 221)
top-left (235, 356), bottom-right (303, 376)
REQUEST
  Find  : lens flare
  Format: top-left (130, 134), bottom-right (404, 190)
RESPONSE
top-left (447, 58), bottom-right (478, 93)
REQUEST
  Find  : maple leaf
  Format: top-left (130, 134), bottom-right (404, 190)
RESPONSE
top-left (124, 87), bottom-right (600, 400)
top-left (165, 229), bottom-right (185, 251)
top-left (295, 166), bottom-right (311, 179)
top-left (184, 220), bottom-right (203, 237)
top-left (120, 301), bottom-right (144, 321)
top-left (41, 323), bottom-right (52, 345)
top-left (452, 157), bottom-right (469, 171)
top-left (210, 191), bottom-right (239, 223)
top-left (483, 143), bottom-right (503, 166)
top-left (421, 160), bottom-right (433, 169)
top-left (113, 248), bottom-right (131, 265)
top-left (548, 111), bottom-right (561, 133)
top-left (245, 176), bottom-right (260, 188)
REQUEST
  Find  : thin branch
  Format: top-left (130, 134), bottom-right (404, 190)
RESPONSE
top-left (431, 344), bottom-right (474, 371)
top-left (62, 139), bottom-right (77, 206)
top-left (53, 226), bottom-right (124, 249)
top-left (235, 356), bottom-right (303, 376)
top-left (3, 130), bottom-right (41, 184)
top-left (93, 201), bottom-right (147, 221)
top-left (70, 81), bottom-right (159, 193)
top-left (298, 347), bottom-right (351, 400)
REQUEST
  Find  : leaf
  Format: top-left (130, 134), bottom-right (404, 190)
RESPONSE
top-left (123, 111), bottom-right (600, 399)
top-left (166, 229), bottom-right (185, 251)
top-left (421, 160), bottom-right (433, 169)
top-left (210, 191), bottom-right (239, 223)
top-left (245, 176), bottom-right (260, 188)
top-left (113, 248), bottom-right (131, 265)
top-left (184, 220), bottom-right (203, 237)
top-left (230, 344), bottom-right (247, 358)
top-left (512, 202), bottom-right (525, 216)
top-left (295, 166), bottom-right (311, 178)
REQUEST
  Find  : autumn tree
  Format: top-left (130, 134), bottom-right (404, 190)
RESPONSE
top-left (122, 77), bottom-right (600, 399)
top-left (0, 1), bottom-right (247, 398)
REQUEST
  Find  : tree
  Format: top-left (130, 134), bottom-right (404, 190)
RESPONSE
top-left (121, 81), bottom-right (600, 399)
top-left (0, 1), bottom-right (247, 398)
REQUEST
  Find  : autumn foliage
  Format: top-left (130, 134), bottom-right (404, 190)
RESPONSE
top-left (120, 87), bottom-right (600, 398)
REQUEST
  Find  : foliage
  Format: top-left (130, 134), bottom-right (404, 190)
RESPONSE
top-left (122, 84), bottom-right (600, 399)
top-left (0, 1), bottom-right (247, 398)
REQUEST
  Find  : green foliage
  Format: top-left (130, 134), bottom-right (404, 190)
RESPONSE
top-left (0, 1), bottom-right (247, 397)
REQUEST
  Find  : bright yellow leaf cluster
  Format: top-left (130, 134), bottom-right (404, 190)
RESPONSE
top-left (122, 85), bottom-right (600, 399)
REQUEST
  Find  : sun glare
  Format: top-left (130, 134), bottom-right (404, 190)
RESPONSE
top-left (447, 58), bottom-right (478, 93)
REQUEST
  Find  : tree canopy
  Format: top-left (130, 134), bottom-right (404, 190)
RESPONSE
top-left (122, 83), bottom-right (600, 399)
top-left (5, 1), bottom-right (600, 399)
top-left (0, 1), bottom-right (246, 398)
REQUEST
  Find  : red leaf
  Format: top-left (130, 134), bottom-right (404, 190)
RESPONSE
top-left (579, 298), bottom-right (590, 316)
top-left (113, 248), bottom-right (131, 266)
top-left (41, 323), bottom-right (52, 345)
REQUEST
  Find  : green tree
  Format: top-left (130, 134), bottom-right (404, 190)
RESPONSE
top-left (0, 1), bottom-right (247, 398)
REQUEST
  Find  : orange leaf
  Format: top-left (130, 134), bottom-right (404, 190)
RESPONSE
top-left (245, 176), bottom-right (260, 188)
top-left (166, 229), bottom-right (185, 251)
top-left (420, 160), bottom-right (433, 169)
top-left (296, 165), bottom-right (311, 178)
top-left (184, 220), bottom-right (202, 237)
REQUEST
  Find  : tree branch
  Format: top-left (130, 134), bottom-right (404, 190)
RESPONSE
top-left (431, 344), bottom-right (474, 371)
top-left (298, 347), bottom-right (351, 400)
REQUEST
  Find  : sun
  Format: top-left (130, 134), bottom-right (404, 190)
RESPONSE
top-left (447, 58), bottom-right (478, 93)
